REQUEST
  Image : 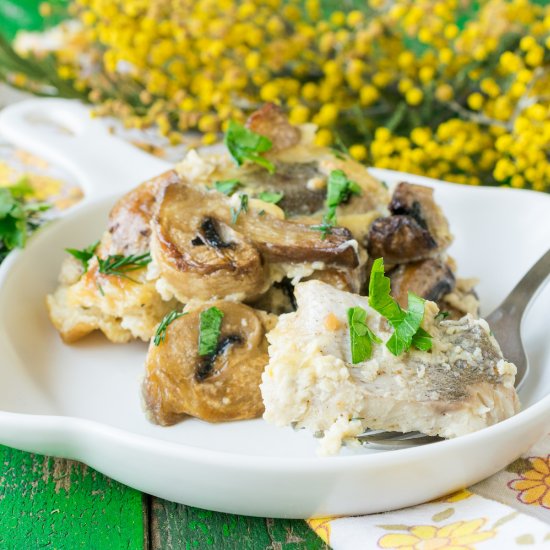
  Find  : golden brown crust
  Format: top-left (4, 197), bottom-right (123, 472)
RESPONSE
top-left (142, 301), bottom-right (269, 425)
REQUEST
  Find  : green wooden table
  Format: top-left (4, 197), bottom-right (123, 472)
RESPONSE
top-left (0, 445), bottom-right (324, 549)
top-left (0, 3), bottom-right (326, 548)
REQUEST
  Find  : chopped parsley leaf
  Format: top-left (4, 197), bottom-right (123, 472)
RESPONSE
top-left (224, 120), bottom-right (275, 173)
top-left (215, 179), bottom-right (241, 195)
top-left (325, 169), bottom-right (362, 220)
top-left (347, 306), bottom-right (381, 364)
top-left (258, 191), bottom-right (284, 204)
top-left (198, 306), bottom-right (224, 356)
top-left (368, 258), bottom-right (432, 355)
top-left (66, 240), bottom-right (99, 272)
top-left (0, 180), bottom-right (51, 260)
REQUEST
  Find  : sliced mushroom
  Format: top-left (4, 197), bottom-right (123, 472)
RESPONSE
top-left (367, 215), bottom-right (438, 264)
top-left (142, 301), bottom-right (269, 425)
top-left (98, 172), bottom-right (171, 256)
top-left (305, 267), bottom-right (364, 294)
top-left (237, 161), bottom-right (326, 216)
top-left (389, 182), bottom-right (453, 252)
top-left (150, 174), bottom-right (359, 303)
top-left (388, 259), bottom-right (456, 309)
top-left (366, 182), bottom-right (453, 264)
top-left (246, 103), bottom-right (301, 152)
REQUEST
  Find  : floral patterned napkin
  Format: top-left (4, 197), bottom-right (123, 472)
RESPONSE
top-left (307, 435), bottom-right (550, 549)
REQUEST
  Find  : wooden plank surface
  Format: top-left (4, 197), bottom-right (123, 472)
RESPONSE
top-left (149, 497), bottom-right (326, 550)
top-left (0, 444), bottom-right (324, 550)
top-left (0, 445), bottom-right (145, 550)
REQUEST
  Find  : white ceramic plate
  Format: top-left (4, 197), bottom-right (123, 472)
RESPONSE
top-left (0, 99), bottom-right (549, 519)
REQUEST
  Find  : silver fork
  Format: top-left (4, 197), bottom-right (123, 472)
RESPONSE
top-left (358, 249), bottom-right (550, 450)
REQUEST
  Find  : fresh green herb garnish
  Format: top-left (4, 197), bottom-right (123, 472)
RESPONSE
top-left (310, 219), bottom-right (334, 240)
top-left (325, 169), bottom-right (362, 223)
top-left (347, 306), bottom-right (382, 364)
top-left (97, 252), bottom-right (152, 282)
top-left (231, 194), bottom-right (249, 224)
top-left (0, 180), bottom-right (51, 261)
top-left (198, 306), bottom-right (224, 356)
top-left (258, 191), bottom-right (284, 204)
top-left (224, 120), bottom-right (275, 173)
top-left (258, 209), bottom-right (266, 216)
top-left (368, 258), bottom-right (432, 355)
top-left (435, 311), bottom-right (450, 320)
top-left (411, 327), bottom-right (434, 351)
top-left (215, 179), bottom-right (241, 195)
top-left (154, 310), bottom-right (188, 346)
top-left (311, 170), bottom-right (361, 240)
top-left (65, 240), bottom-right (99, 272)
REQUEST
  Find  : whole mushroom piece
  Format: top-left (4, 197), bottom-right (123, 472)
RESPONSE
top-left (150, 173), bottom-right (360, 303)
top-left (366, 182), bottom-right (453, 265)
top-left (142, 301), bottom-right (270, 425)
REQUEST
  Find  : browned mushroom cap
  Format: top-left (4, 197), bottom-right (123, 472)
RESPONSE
top-left (389, 182), bottom-right (453, 251)
top-left (151, 178), bottom-right (268, 303)
top-left (98, 170), bottom-right (176, 256)
top-left (246, 103), bottom-right (301, 152)
top-left (388, 259), bottom-right (456, 309)
top-left (367, 215), bottom-right (438, 264)
top-left (245, 213), bottom-right (357, 266)
top-left (366, 182), bottom-right (453, 264)
top-left (142, 301), bottom-right (269, 425)
top-left (151, 176), bottom-right (359, 302)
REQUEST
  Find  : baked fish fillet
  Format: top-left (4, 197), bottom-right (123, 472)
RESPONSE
top-left (260, 280), bottom-right (519, 455)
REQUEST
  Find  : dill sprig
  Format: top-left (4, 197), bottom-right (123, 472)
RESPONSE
top-left (154, 310), bottom-right (188, 346)
top-left (97, 252), bottom-right (152, 282)
top-left (230, 194), bottom-right (249, 224)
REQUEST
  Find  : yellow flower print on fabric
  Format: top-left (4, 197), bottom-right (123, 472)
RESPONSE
top-left (378, 518), bottom-right (496, 550)
top-left (508, 454), bottom-right (550, 508)
top-left (432, 488), bottom-right (473, 504)
top-left (306, 517), bottom-right (332, 545)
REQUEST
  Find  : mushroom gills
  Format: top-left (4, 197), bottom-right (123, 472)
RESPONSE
top-left (192, 217), bottom-right (234, 249)
top-left (195, 334), bottom-right (243, 381)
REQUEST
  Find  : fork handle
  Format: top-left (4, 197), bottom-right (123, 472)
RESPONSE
top-left (486, 249), bottom-right (550, 324)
